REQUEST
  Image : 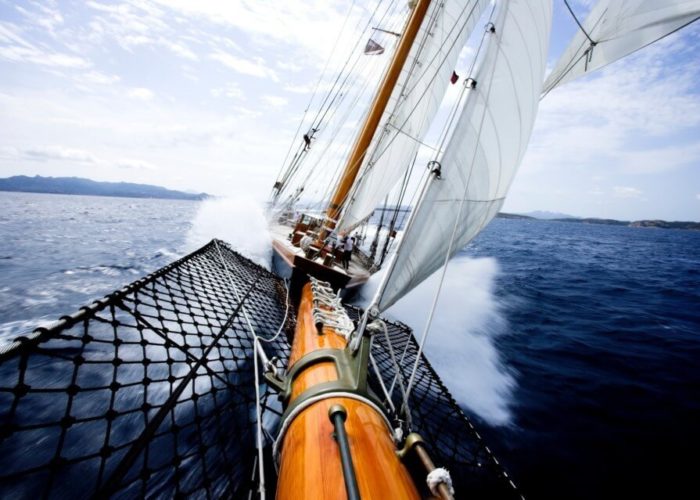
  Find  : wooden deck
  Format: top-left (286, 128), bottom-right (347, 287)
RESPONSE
top-left (270, 224), bottom-right (372, 290)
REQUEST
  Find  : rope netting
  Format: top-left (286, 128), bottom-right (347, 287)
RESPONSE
top-left (0, 239), bottom-right (519, 498)
top-left (354, 309), bottom-right (523, 499)
top-left (0, 240), bottom-right (292, 498)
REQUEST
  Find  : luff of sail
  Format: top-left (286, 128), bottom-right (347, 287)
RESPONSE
top-left (374, 0), bottom-right (553, 312)
top-left (337, 0), bottom-right (489, 232)
top-left (542, 0), bottom-right (700, 94)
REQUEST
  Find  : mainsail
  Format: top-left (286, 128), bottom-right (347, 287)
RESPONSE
top-left (543, 0), bottom-right (700, 94)
top-left (337, 0), bottom-right (489, 232)
top-left (374, 0), bottom-right (553, 312)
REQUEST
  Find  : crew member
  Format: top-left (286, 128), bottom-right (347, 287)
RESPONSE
top-left (342, 235), bottom-right (354, 270)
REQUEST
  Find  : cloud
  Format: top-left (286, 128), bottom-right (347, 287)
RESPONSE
top-left (127, 88), bottom-right (154, 100)
top-left (81, 70), bottom-right (120, 85)
top-left (616, 143), bottom-right (700, 174)
top-left (613, 186), bottom-right (642, 198)
top-left (210, 51), bottom-right (278, 81)
top-left (524, 26), bottom-right (700, 180)
top-left (117, 159), bottom-right (157, 170)
top-left (14, 3), bottom-right (65, 33)
top-left (261, 95), bottom-right (288, 108)
top-left (0, 44), bottom-right (90, 68)
top-left (210, 83), bottom-right (244, 99)
top-left (19, 146), bottom-right (97, 163)
top-left (83, 1), bottom-right (199, 61)
top-left (151, 0), bottom-right (362, 60)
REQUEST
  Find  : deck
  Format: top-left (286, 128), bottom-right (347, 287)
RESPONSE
top-left (270, 224), bottom-right (372, 289)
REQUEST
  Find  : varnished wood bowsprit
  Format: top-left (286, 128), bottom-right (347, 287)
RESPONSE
top-left (276, 284), bottom-right (419, 499)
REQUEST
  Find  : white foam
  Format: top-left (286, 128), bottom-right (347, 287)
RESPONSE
top-left (360, 254), bottom-right (515, 426)
top-left (186, 197), bottom-right (272, 269)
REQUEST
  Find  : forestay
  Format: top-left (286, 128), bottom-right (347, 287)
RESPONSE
top-left (374, 0), bottom-right (553, 312)
top-left (337, 0), bottom-right (489, 232)
top-left (543, 0), bottom-right (700, 94)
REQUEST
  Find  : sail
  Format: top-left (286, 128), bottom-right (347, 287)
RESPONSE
top-left (375, 0), bottom-right (553, 312)
top-left (337, 0), bottom-right (489, 232)
top-left (543, 0), bottom-right (700, 94)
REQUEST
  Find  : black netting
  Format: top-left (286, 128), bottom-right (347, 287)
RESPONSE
top-left (354, 309), bottom-right (523, 499)
top-left (0, 240), bottom-right (292, 498)
top-left (0, 239), bottom-right (519, 499)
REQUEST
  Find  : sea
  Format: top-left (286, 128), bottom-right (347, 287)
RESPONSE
top-left (1, 191), bottom-right (698, 499)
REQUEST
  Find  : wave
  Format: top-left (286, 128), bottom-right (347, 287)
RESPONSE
top-left (185, 197), bottom-right (271, 269)
top-left (358, 254), bottom-right (515, 426)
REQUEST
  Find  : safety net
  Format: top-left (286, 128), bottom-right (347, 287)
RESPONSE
top-left (0, 239), bottom-right (521, 499)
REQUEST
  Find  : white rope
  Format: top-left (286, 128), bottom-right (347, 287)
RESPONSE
top-left (213, 240), bottom-right (267, 500)
top-left (367, 319), bottom-right (411, 426)
top-left (258, 278), bottom-right (290, 344)
top-left (426, 467), bottom-right (455, 496)
top-left (308, 277), bottom-right (355, 338)
top-left (369, 351), bottom-right (396, 414)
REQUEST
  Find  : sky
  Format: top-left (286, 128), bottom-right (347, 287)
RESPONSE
top-left (0, 0), bottom-right (698, 221)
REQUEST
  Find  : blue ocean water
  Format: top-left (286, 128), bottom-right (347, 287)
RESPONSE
top-left (1, 191), bottom-right (699, 499)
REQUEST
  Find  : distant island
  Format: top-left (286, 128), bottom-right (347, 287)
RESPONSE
top-left (496, 212), bottom-right (700, 231)
top-left (0, 175), bottom-right (209, 201)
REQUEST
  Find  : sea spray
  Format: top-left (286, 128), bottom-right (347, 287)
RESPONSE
top-left (186, 197), bottom-right (272, 269)
top-left (358, 253), bottom-right (515, 426)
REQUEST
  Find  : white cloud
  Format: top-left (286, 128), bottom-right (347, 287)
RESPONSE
top-left (261, 95), bottom-right (288, 108)
top-left (165, 41), bottom-right (197, 60)
top-left (613, 186), bottom-right (643, 198)
top-left (211, 83), bottom-right (244, 99)
top-left (81, 70), bottom-right (120, 85)
top-left (15, 3), bottom-right (64, 33)
top-left (127, 88), bottom-right (154, 100)
top-left (19, 146), bottom-right (97, 163)
top-left (210, 51), bottom-right (278, 81)
top-left (523, 28), bottom-right (700, 184)
top-left (117, 159), bottom-right (157, 170)
top-left (0, 44), bottom-right (90, 68)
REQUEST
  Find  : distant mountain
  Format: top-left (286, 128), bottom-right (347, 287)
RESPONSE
top-left (495, 210), bottom-right (699, 230)
top-left (0, 175), bottom-right (209, 201)
top-left (547, 216), bottom-right (698, 230)
top-left (496, 212), bottom-right (535, 220)
top-left (628, 220), bottom-right (699, 230)
top-left (524, 210), bottom-right (578, 220)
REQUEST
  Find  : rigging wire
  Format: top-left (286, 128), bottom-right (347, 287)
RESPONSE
top-left (273, 0), bottom-right (402, 203)
top-left (337, 0), bottom-right (486, 230)
top-left (281, 0), bottom-right (408, 211)
top-left (272, 0), bottom-right (359, 193)
top-left (401, 5), bottom-right (501, 417)
top-left (541, 2), bottom-right (608, 99)
top-left (563, 0), bottom-right (597, 45)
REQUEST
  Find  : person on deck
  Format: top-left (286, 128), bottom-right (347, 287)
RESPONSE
top-left (342, 235), bottom-right (354, 271)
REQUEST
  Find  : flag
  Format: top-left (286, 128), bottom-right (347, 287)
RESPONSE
top-left (450, 71), bottom-right (459, 84)
top-left (364, 38), bottom-right (384, 55)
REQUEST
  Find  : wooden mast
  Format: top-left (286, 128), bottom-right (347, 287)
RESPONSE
top-left (323, 0), bottom-right (433, 232)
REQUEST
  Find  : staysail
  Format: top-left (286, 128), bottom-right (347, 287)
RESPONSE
top-left (337, 0), bottom-right (489, 232)
top-left (543, 0), bottom-right (700, 94)
top-left (373, 0), bottom-right (553, 312)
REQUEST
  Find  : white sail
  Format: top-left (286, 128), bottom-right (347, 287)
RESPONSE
top-left (337, 0), bottom-right (489, 232)
top-left (374, 0), bottom-right (553, 312)
top-left (543, 0), bottom-right (700, 94)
